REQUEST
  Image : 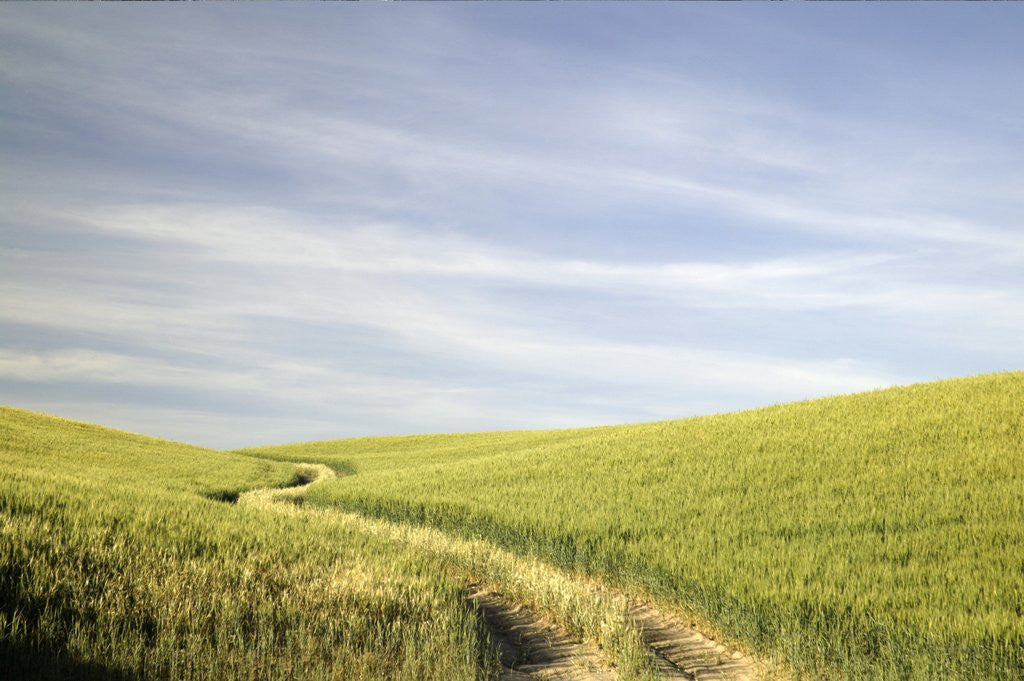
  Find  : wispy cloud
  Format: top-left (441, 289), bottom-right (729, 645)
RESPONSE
top-left (1, 5), bottom-right (1021, 446)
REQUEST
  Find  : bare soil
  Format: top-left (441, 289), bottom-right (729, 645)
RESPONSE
top-left (626, 601), bottom-right (757, 680)
top-left (466, 584), bottom-right (617, 680)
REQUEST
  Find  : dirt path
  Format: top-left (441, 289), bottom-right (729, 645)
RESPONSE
top-left (237, 462), bottom-right (336, 508)
top-left (626, 602), bottom-right (757, 680)
top-left (465, 581), bottom-right (759, 681)
top-left (467, 584), bottom-right (617, 681)
top-left (238, 463), bottom-right (763, 681)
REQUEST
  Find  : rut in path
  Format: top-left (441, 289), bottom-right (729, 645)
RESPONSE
top-left (625, 602), bottom-right (757, 681)
top-left (467, 584), bottom-right (617, 681)
top-left (465, 586), bottom-right (758, 681)
top-left (238, 463), bottom-right (764, 681)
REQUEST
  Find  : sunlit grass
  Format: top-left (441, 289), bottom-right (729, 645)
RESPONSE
top-left (0, 408), bottom-right (493, 681)
top-left (5, 372), bottom-right (1020, 680)
top-left (244, 371), bottom-right (1024, 680)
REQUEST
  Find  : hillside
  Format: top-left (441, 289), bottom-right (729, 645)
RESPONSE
top-left (3, 373), bottom-right (1021, 680)
top-left (0, 408), bottom-right (496, 680)
top-left (241, 372), bottom-right (1024, 680)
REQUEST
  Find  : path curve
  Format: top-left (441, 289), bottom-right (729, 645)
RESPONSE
top-left (238, 462), bottom-right (336, 508)
top-left (237, 462), bottom-right (764, 681)
top-left (238, 463), bottom-right (618, 680)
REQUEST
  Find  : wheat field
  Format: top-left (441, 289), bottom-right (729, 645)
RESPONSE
top-left (242, 372), bottom-right (1024, 680)
top-left (3, 372), bottom-right (1022, 679)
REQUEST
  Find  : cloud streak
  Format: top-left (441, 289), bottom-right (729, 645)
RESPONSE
top-left (1, 5), bottom-right (1022, 446)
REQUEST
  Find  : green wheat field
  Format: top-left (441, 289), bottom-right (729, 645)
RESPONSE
top-left (2, 371), bottom-right (1022, 680)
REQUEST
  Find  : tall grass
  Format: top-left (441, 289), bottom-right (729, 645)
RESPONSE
top-left (249, 496), bottom-right (664, 681)
top-left (243, 372), bottom-right (1024, 680)
top-left (0, 408), bottom-right (494, 681)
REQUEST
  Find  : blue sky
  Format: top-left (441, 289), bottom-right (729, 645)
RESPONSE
top-left (2, 4), bottom-right (1022, 448)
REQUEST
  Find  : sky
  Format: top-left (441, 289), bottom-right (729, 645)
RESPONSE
top-left (1, 4), bottom-right (1022, 449)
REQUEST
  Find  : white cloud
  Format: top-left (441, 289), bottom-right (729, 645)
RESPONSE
top-left (29, 203), bottom-right (1019, 323)
top-left (6, 11), bottom-right (1021, 259)
top-left (2, 7), bottom-right (1022, 446)
top-left (51, 203), bottom-right (891, 285)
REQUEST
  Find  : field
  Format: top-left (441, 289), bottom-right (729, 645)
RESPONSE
top-left (2, 371), bottom-right (1022, 680)
top-left (242, 372), bottom-right (1024, 680)
top-left (0, 409), bottom-right (496, 681)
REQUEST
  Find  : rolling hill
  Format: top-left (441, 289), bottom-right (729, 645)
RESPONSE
top-left (2, 371), bottom-right (1021, 679)
top-left (240, 371), bottom-right (1024, 680)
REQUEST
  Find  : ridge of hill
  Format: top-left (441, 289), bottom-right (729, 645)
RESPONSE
top-left (0, 407), bottom-right (497, 680)
top-left (240, 371), bottom-right (1024, 680)
top-left (4, 371), bottom-right (1021, 679)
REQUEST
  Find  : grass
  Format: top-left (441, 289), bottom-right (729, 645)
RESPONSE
top-left (240, 371), bottom-right (1024, 680)
top-left (4, 372), bottom-right (1021, 680)
top-left (243, 475), bottom-right (663, 681)
top-left (0, 408), bottom-right (496, 681)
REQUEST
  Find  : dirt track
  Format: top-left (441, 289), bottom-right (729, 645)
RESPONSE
top-left (626, 601), bottom-right (756, 680)
top-left (240, 463), bottom-right (761, 681)
top-left (467, 584), bottom-right (617, 680)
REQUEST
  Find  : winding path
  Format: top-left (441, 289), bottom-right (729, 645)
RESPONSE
top-left (237, 463), bottom-right (762, 681)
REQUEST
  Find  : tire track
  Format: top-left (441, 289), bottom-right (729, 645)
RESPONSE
top-left (626, 602), bottom-right (757, 680)
top-left (237, 463), bottom-right (764, 681)
top-left (467, 584), bottom-right (617, 681)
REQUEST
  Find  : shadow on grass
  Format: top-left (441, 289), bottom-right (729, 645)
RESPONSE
top-left (201, 489), bottom-right (240, 504)
top-left (1, 645), bottom-right (143, 681)
top-left (204, 460), bottom-right (347, 506)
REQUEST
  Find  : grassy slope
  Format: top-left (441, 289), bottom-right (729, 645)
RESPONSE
top-left (0, 408), bottom-right (490, 681)
top-left (242, 372), bottom-right (1024, 680)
